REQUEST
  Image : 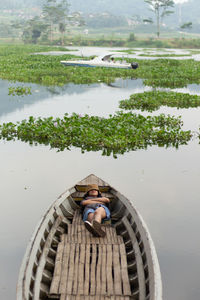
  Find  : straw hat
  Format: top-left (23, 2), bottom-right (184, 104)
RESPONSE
top-left (85, 184), bottom-right (99, 193)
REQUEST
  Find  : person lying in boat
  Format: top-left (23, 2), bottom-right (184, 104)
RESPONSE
top-left (81, 184), bottom-right (110, 237)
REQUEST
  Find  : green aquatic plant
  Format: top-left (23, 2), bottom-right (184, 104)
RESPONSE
top-left (0, 44), bottom-right (133, 86)
top-left (119, 91), bottom-right (200, 112)
top-left (8, 86), bottom-right (32, 96)
top-left (0, 45), bottom-right (200, 88)
top-left (0, 112), bottom-right (192, 157)
top-left (138, 54), bottom-right (191, 57)
top-left (128, 58), bottom-right (200, 88)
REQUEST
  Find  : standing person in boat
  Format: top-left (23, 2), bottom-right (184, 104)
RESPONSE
top-left (81, 184), bottom-right (110, 237)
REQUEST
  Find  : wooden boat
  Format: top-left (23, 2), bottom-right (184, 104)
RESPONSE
top-left (60, 54), bottom-right (139, 69)
top-left (17, 174), bottom-right (162, 300)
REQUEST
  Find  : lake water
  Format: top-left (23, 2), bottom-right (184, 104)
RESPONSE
top-left (0, 77), bottom-right (200, 300)
top-left (37, 46), bottom-right (200, 61)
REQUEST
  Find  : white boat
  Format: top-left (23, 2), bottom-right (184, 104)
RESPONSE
top-left (17, 174), bottom-right (162, 300)
top-left (61, 54), bottom-right (139, 69)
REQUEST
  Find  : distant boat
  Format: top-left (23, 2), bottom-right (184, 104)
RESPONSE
top-left (61, 54), bottom-right (139, 69)
top-left (17, 174), bottom-right (162, 300)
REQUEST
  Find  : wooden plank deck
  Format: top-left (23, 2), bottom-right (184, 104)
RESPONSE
top-left (49, 211), bottom-right (131, 299)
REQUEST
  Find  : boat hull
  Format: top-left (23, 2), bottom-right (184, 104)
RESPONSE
top-left (17, 174), bottom-right (162, 300)
top-left (60, 60), bottom-right (132, 69)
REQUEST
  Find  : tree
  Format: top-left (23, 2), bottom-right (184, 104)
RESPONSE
top-left (180, 22), bottom-right (192, 30)
top-left (43, 0), bottom-right (69, 42)
top-left (144, 0), bottom-right (174, 38)
top-left (58, 22), bottom-right (66, 45)
top-left (22, 17), bottom-right (48, 44)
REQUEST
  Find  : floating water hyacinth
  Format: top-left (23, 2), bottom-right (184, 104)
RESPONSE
top-left (8, 86), bottom-right (32, 97)
top-left (0, 45), bottom-right (200, 88)
top-left (0, 112), bottom-right (192, 157)
top-left (120, 91), bottom-right (200, 112)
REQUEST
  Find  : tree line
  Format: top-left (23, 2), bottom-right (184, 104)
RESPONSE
top-left (9, 0), bottom-right (193, 44)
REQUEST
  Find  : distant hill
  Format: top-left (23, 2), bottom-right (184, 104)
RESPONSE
top-left (0, 0), bottom-right (199, 26)
top-left (69, 0), bottom-right (149, 17)
top-left (68, 0), bottom-right (200, 25)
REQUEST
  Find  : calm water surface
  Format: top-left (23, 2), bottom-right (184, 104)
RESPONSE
top-left (0, 78), bottom-right (200, 300)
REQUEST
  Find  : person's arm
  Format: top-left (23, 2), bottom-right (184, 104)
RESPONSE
top-left (87, 197), bottom-right (110, 203)
top-left (81, 197), bottom-right (110, 206)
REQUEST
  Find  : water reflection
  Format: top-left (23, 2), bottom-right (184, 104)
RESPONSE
top-left (0, 140), bottom-right (200, 300)
top-left (0, 78), bottom-right (150, 123)
top-left (0, 77), bottom-right (200, 300)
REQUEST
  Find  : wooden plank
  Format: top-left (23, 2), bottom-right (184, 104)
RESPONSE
top-left (78, 212), bottom-right (83, 225)
top-left (113, 245), bottom-right (122, 295)
top-left (99, 232), bottom-right (105, 245)
top-left (49, 237), bottom-right (65, 294)
top-left (77, 244), bottom-right (85, 295)
top-left (111, 227), bottom-right (118, 244)
top-left (85, 227), bottom-right (91, 244)
top-left (59, 237), bottom-right (71, 294)
top-left (77, 225), bottom-right (82, 243)
top-left (93, 295), bottom-right (100, 300)
top-left (84, 244), bottom-right (91, 295)
top-left (105, 226), bottom-right (111, 245)
top-left (72, 244), bottom-right (80, 294)
top-left (66, 243), bottom-right (76, 294)
top-left (71, 220), bottom-right (75, 243)
top-left (101, 245), bottom-right (107, 295)
top-left (117, 236), bottom-right (124, 245)
top-left (81, 225), bottom-right (86, 244)
top-left (67, 224), bottom-right (72, 243)
top-left (96, 245), bottom-right (102, 295)
top-left (60, 294), bottom-right (66, 300)
top-left (72, 210), bottom-right (79, 224)
top-left (90, 244), bottom-right (97, 295)
top-left (109, 227), bottom-right (115, 244)
top-left (106, 245), bottom-right (114, 295)
top-left (119, 243), bottom-right (131, 296)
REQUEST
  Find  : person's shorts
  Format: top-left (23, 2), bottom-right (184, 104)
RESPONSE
top-left (83, 204), bottom-right (110, 222)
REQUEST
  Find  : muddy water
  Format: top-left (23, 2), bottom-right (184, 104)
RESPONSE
top-left (0, 78), bottom-right (200, 300)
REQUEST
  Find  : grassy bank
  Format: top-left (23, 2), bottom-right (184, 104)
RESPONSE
top-left (57, 35), bottom-right (200, 49)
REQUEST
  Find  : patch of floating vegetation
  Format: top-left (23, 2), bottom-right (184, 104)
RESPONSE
top-left (129, 58), bottom-right (200, 88)
top-left (0, 112), bottom-right (192, 157)
top-left (0, 45), bottom-right (133, 86)
top-left (188, 50), bottom-right (200, 54)
top-left (0, 45), bottom-right (200, 89)
top-left (8, 86), bottom-right (32, 96)
top-left (119, 91), bottom-right (200, 112)
top-left (138, 54), bottom-right (191, 57)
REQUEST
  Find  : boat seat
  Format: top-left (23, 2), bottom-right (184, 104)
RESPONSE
top-left (49, 210), bottom-right (131, 299)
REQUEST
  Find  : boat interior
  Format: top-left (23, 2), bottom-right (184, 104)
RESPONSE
top-left (18, 175), bottom-right (156, 300)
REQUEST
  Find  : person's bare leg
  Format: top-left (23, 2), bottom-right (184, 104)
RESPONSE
top-left (84, 212), bottom-right (100, 236)
top-left (93, 207), bottom-right (106, 223)
top-left (92, 207), bottom-right (107, 237)
top-left (87, 212), bottom-right (94, 223)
